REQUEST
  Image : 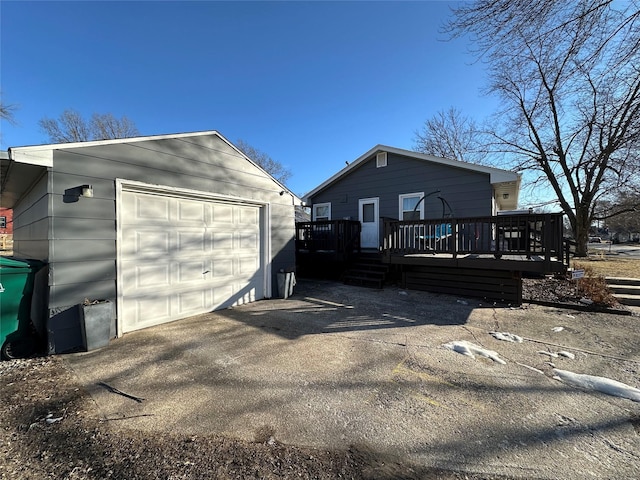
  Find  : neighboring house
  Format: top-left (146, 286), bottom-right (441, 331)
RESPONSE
top-left (0, 208), bottom-right (13, 235)
top-left (1, 131), bottom-right (300, 353)
top-left (304, 145), bottom-right (520, 249)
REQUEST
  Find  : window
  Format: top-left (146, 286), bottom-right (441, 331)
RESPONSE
top-left (376, 152), bottom-right (387, 168)
top-left (0, 216), bottom-right (5, 229)
top-left (313, 203), bottom-right (331, 221)
top-left (399, 193), bottom-right (424, 220)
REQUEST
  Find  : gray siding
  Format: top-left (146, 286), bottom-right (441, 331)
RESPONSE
top-left (12, 172), bottom-right (49, 260)
top-left (310, 152), bottom-right (493, 222)
top-left (46, 134), bottom-right (295, 311)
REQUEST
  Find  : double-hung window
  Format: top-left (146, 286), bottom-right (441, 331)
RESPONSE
top-left (313, 203), bottom-right (331, 221)
top-left (399, 193), bottom-right (424, 221)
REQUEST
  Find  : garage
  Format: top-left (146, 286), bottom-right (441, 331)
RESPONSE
top-left (2, 131), bottom-right (298, 353)
top-left (118, 183), bottom-right (267, 333)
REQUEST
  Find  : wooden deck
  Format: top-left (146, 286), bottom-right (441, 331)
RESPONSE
top-left (382, 213), bottom-right (569, 274)
top-left (295, 214), bottom-right (569, 303)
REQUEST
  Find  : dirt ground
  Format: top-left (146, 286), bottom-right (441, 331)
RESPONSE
top-left (1, 274), bottom-right (639, 479)
top-left (0, 356), bottom-right (517, 480)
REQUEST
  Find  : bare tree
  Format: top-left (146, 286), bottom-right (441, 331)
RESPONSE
top-left (90, 113), bottom-right (139, 140)
top-left (235, 139), bottom-right (292, 185)
top-left (0, 101), bottom-right (17, 124)
top-left (413, 107), bottom-right (487, 164)
top-left (447, 1), bottom-right (640, 256)
top-left (39, 109), bottom-right (139, 143)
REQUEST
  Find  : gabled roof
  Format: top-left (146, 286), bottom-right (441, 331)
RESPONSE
top-left (3, 130), bottom-right (300, 207)
top-left (303, 145), bottom-right (521, 210)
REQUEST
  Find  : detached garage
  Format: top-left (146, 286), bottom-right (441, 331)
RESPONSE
top-left (1, 131), bottom-right (299, 353)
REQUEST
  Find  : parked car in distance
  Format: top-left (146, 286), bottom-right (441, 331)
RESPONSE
top-left (589, 236), bottom-right (602, 243)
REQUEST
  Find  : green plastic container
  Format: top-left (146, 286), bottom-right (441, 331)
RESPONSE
top-left (0, 257), bottom-right (44, 359)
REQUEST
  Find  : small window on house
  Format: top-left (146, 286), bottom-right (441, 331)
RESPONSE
top-left (376, 152), bottom-right (387, 168)
top-left (399, 193), bottom-right (424, 220)
top-left (0, 216), bottom-right (6, 229)
top-left (313, 203), bottom-right (331, 221)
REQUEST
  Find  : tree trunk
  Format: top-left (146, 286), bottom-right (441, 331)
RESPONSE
top-left (573, 206), bottom-right (591, 257)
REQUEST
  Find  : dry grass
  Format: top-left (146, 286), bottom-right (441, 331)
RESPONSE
top-left (573, 256), bottom-right (640, 278)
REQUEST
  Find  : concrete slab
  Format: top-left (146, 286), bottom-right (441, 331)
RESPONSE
top-left (64, 280), bottom-right (640, 479)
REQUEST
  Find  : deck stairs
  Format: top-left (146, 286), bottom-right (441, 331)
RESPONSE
top-left (343, 252), bottom-right (389, 289)
top-left (606, 277), bottom-right (640, 307)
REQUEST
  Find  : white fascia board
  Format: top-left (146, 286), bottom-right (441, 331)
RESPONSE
top-left (9, 130), bottom-right (222, 152)
top-left (9, 148), bottom-right (54, 167)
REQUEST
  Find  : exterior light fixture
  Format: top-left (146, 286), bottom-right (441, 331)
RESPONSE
top-left (502, 193), bottom-right (509, 200)
top-left (81, 185), bottom-right (94, 198)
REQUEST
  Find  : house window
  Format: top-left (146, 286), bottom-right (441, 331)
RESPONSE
top-left (313, 203), bottom-right (331, 221)
top-left (399, 193), bottom-right (424, 220)
top-left (376, 152), bottom-right (387, 168)
top-left (0, 216), bottom-right (5, 229)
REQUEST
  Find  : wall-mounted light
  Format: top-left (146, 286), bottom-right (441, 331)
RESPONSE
top-left (502, 193), bottom-right (510, 200)
top-left (279, 190), bottom-right (285, 196)
top-left (81, 185), bottom-right (94, 198)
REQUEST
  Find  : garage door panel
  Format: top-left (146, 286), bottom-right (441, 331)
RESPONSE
top-left (120, 189), bottom-right (265, 333)
top-left (239, 206), bottom-right (259, 225)
top-left (132, 194), bottom-right (171, 223)
top-left (121, 263), bottom-right (171, 291)
top-left (121, 229), bottom-right (171, 258)
top-left (177, 260), bottom-right (209, 284)
top-left (177, 199), bottom-right (207, 223)
top-left (212, 259), bottom-right (233, 278)
top-left (239, 256), bottom-right (259, 275)
top-left (212, 232), bottom-right (233, 249)
top-left (212, 204), bottom-right (234, 223)
top-left (177, 230), bottom-right (206, 253)
top-left (177, 289), bottom-right (209, 315)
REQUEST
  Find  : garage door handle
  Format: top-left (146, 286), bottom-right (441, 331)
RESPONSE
top-left (202, 270), bottom-right (210, 274)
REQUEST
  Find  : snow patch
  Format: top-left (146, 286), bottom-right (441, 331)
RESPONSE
top-left (557, 351), bottom-right (575, 360)
top-left (490, 331), bottom-right (523, 343)
top-left (553, 369), bottom-right (640, 402)
top-left (442, 341), bottom-right (506, 364)
top-left (552, 326), bottom-right (565, 332)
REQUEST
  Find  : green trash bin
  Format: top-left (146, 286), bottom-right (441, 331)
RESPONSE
top-left (0, 257), bottom-right (45, 359)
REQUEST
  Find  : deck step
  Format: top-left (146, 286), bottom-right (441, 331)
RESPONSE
top-left (343, 253), bottom-right (388, 289)
top-left (605, 277), bottom-right (640, 306)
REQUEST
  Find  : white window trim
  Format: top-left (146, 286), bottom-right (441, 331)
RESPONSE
top-left (313, 202), bottom-right (331, 221)
top-left (376, 152), bottom-right (387, 168)
top-left (399, 192), bottom-right (424, 220)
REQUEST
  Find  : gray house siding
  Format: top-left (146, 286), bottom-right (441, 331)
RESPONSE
top-left (12, 172), bottom-right (49, 259)
top-left (44, 135), bottom-right (294, 312)
top-left (310, 152), bottom-right (492, 222)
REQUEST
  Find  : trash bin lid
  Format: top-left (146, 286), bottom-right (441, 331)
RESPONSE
top-left (0, 257), bottom-right (32, 269)
top-left (0, 257), bottom-right (44, 270)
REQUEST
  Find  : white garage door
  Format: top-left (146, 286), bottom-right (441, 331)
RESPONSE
top-left (119, 189), bottom-right (265, 333)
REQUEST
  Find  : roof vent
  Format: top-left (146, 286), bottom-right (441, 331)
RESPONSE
top-left (376, 152), bottom-right (387, 168)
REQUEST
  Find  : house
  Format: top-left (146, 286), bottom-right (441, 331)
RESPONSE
top-left (0, 198), bottom-right (13, 252)
top-left (303, 145), bottom-right (521, 249)
top-left (298, 145), bottom-right (567, 302)
top-left (1, 131), bottom-right (300, 353)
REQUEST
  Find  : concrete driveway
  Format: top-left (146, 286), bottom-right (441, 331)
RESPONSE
top-left (64, 280), bottom-right (640, 479)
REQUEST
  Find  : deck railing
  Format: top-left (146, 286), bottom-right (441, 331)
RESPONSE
top-left (383, 213), bottom-right (567, 266)
top-left (295, 220), bottom-right (361, 258)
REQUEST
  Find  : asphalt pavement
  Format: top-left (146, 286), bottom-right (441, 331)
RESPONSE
top-left (64, 280), bottom-right (640, 479)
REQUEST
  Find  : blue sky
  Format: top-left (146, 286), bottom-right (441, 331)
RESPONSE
top-left (1, 1), bottom-right (500, 197)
